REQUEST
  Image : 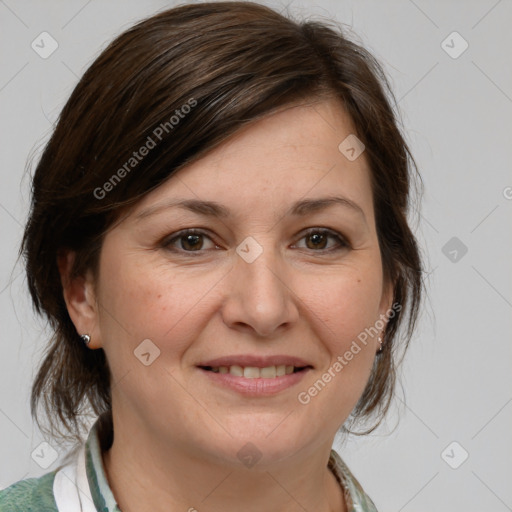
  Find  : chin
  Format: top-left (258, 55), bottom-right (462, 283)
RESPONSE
top-left (202, 417), bottom-right (319, 468)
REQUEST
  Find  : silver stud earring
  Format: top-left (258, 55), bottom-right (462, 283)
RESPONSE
top-left (80, 334), bottom-right (91, 345)
top-left (376, 334), bottom-right (383, 355)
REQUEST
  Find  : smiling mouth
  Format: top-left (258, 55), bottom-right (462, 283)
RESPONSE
top-left (198, 365), bottom-right (311, 378)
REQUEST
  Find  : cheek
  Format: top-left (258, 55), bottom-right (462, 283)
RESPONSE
top-left (96, 248), bottom-right (222, 363)
top-left (294, 267), bottom-right (383, 413)
top-left (304, 267), bottom-right (383, 350)
top-left (298, 265), bottom-right (382, 396)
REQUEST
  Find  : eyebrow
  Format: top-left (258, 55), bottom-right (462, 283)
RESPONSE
top-left (135, 195), bottom-right (367, 224)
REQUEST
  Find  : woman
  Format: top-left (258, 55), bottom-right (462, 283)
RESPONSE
top-left (0, 1), bottom-right (423, 510)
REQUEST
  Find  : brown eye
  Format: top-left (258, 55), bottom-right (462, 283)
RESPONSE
top-left (305, 232), bottom-right (328, 250)
top-left (163, 229), bottom-right (217, 252)
top-left (295, 228), bottom-right (349, 252)
top-left (180, 233), bottom-right (203, 251)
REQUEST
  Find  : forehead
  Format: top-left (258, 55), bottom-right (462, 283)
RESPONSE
top-left (130, 97), bottom-right (374, 225)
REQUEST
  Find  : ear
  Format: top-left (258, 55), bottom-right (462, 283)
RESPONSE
top-left (379, 277), bottom-right (395, 318)
top-left (377, 277), bottom-right (395, 352)
top-left (57, 250), bottom-right (102, 349)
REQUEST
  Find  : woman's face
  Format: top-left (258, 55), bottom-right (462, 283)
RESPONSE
top-left (77, 97), bottom-right (392, 466)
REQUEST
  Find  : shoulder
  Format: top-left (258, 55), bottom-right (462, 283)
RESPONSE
top-left (0, 471), bottom-right (59, 512)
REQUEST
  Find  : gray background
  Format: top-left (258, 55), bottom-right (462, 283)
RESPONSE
top-left (1, 0), bottom-right (511, 510)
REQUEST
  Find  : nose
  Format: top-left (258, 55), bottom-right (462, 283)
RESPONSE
top-left (221, 245), bottom-right (300, 338)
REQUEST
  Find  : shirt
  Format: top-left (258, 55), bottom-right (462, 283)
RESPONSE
top-left (0, 415), bottom-right (378, 511)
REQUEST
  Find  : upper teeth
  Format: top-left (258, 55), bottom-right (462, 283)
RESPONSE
top-left (209, 365), bottom-right (296, 378)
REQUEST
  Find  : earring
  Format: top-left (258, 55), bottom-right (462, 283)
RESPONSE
top-left (80, 334), bottom-right (91, 345)
top-left (376, 334), bottom-right (383, 355)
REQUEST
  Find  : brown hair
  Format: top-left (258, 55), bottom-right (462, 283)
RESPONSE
top-left (21, 1), bottom-right (423, 443)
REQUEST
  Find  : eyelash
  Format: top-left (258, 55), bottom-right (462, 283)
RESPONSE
top-left (161, 228), bottom-right (349, 255)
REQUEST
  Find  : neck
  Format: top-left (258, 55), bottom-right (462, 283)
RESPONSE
top-left (101, 415), bottom-right (347, 512)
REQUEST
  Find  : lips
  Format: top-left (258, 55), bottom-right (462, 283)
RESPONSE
top-left (197, 355), bottom-right (313, 396)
